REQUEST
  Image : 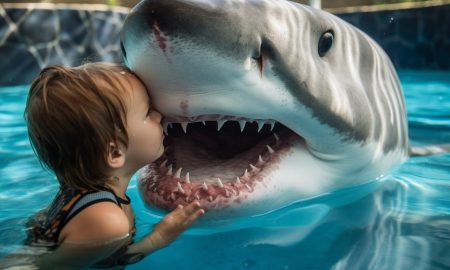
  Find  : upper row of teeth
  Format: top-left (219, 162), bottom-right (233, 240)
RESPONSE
top-left (162, 119), bottom-right (277, 135)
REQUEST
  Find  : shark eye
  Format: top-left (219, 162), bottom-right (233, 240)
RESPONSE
top-left (318, 30), bottom-right (334, 57)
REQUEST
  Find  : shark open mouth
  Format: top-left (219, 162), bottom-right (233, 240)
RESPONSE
top-left (139, 115), bottom-right (305, 210)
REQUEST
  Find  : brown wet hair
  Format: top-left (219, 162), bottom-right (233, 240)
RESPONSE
top-left (25, 62), bottom-right (134, 190)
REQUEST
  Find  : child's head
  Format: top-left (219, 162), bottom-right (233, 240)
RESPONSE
top-left (25, 62), bottom-right (164, 190)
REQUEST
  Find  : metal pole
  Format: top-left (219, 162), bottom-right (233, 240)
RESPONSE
top-left (309, 0), bottom-right (321, 9)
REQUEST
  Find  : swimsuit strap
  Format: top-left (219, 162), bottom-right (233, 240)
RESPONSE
top-left (101, 186), bottom-right (131, 206)
top-left (62, 190), bottom-right (119, 227)
top-left (115, 194), bottom-right (131, 205)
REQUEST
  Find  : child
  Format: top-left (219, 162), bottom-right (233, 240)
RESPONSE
top-left (23, 62), bottom-right (205, 268)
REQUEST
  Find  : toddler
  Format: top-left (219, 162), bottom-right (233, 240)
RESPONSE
top-left (23, 62), bottom-right (205, 268)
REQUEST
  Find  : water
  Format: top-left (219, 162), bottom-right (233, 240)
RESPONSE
top-left (0, 70), bottom-right (449, 269)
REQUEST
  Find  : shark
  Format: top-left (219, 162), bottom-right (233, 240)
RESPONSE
top-left (120, 0), bottom-right (450, 219)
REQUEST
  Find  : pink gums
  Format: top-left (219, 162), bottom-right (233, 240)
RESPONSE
top-left (139, 135), bottom-right (296, 211)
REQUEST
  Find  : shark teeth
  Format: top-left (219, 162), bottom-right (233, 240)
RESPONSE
top-left (149, 115), bottom-right (288, 203)
top-left (177, 182), bottom-right (185, 194)
top-left (166, 164), bottom-right (173, 176)
top-left (147, 136), bottom-right (282, 203)
top-left (159, 159), bottom-right (168, 168)
top-left (217, 120), bottom-right (226, 131)
top-left (181, 122), bottom-right (188, 133)
top-left (217, 178), bottom-right (224, 188)
top-left (239, 120), bottom-right (246, 132)
top-left (249, 164), bottom-right (260, 172)
top-left (242, 169), bottom-right (249, 179)
top-left (161, 117), bottom-right (279, 135)
top-left (269, 121), bottom-right (276, 131)
top-left (274, 132), bottom-right (280, 142)
top-left (155, 135), bottom-right (277, 180)
top-left (257, 155), bottom-right (265, 166)
top-left (256, 120), bottom-right (265, 132)
top-left (174, 167), bottom-right (182, 179)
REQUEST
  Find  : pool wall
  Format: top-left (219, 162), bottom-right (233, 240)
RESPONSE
top-left (0, 4), bottom-right (128, 86)
top-left (335, 2), bottom-right (450, 70)
top-left (0, 2), bottom-right (449, 87)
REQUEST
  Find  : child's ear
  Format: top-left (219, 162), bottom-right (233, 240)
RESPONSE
top-left (107, 142), bottom-right (125, 169)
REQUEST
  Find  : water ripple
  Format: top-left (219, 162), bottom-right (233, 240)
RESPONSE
top-left (1, 72), bottom-right (450, 269)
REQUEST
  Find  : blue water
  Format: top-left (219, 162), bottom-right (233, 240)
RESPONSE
top-left (0, 70), bottom-right (449, 269)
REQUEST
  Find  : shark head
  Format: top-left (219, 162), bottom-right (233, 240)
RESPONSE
top-left (121, 0), bottom-right (409, 218)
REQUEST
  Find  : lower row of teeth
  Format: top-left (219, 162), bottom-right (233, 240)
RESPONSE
top-left (141, 134), bottom-right (281, 203)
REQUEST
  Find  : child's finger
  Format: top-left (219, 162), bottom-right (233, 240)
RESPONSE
top-left (182, 201), bottom-right (203, 215)
top-left (183, 209), bottom-right (205, 226)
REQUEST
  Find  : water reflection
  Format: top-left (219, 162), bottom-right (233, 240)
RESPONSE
top-left (1, 72), bottom-right (449, 269)
top-left (128, 163), bottom-right (450, 270)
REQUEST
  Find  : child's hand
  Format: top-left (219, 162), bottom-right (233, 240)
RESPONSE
top-left (148, 201), bottom-right (205, 248)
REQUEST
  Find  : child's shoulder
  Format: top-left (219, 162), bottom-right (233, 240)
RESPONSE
top-left (59, 200), bottom-right (130, 244)
top-left (25, 187), bottom-right (131, 248)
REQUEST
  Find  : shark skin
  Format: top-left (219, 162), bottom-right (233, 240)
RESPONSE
top-left (121, 0), bottom-right (412, 219)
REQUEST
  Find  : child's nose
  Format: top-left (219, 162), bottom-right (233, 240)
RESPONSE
top-left (154, 111), bottom-right (162, 123)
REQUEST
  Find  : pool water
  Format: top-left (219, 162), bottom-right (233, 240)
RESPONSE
top-left (0, 70), bottom-right (449, 269)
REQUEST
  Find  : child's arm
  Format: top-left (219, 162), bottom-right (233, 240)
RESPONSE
top-left (32, 201), bottom-right (204, 268)
top-left (126, 200), bottom-right (205, 256)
